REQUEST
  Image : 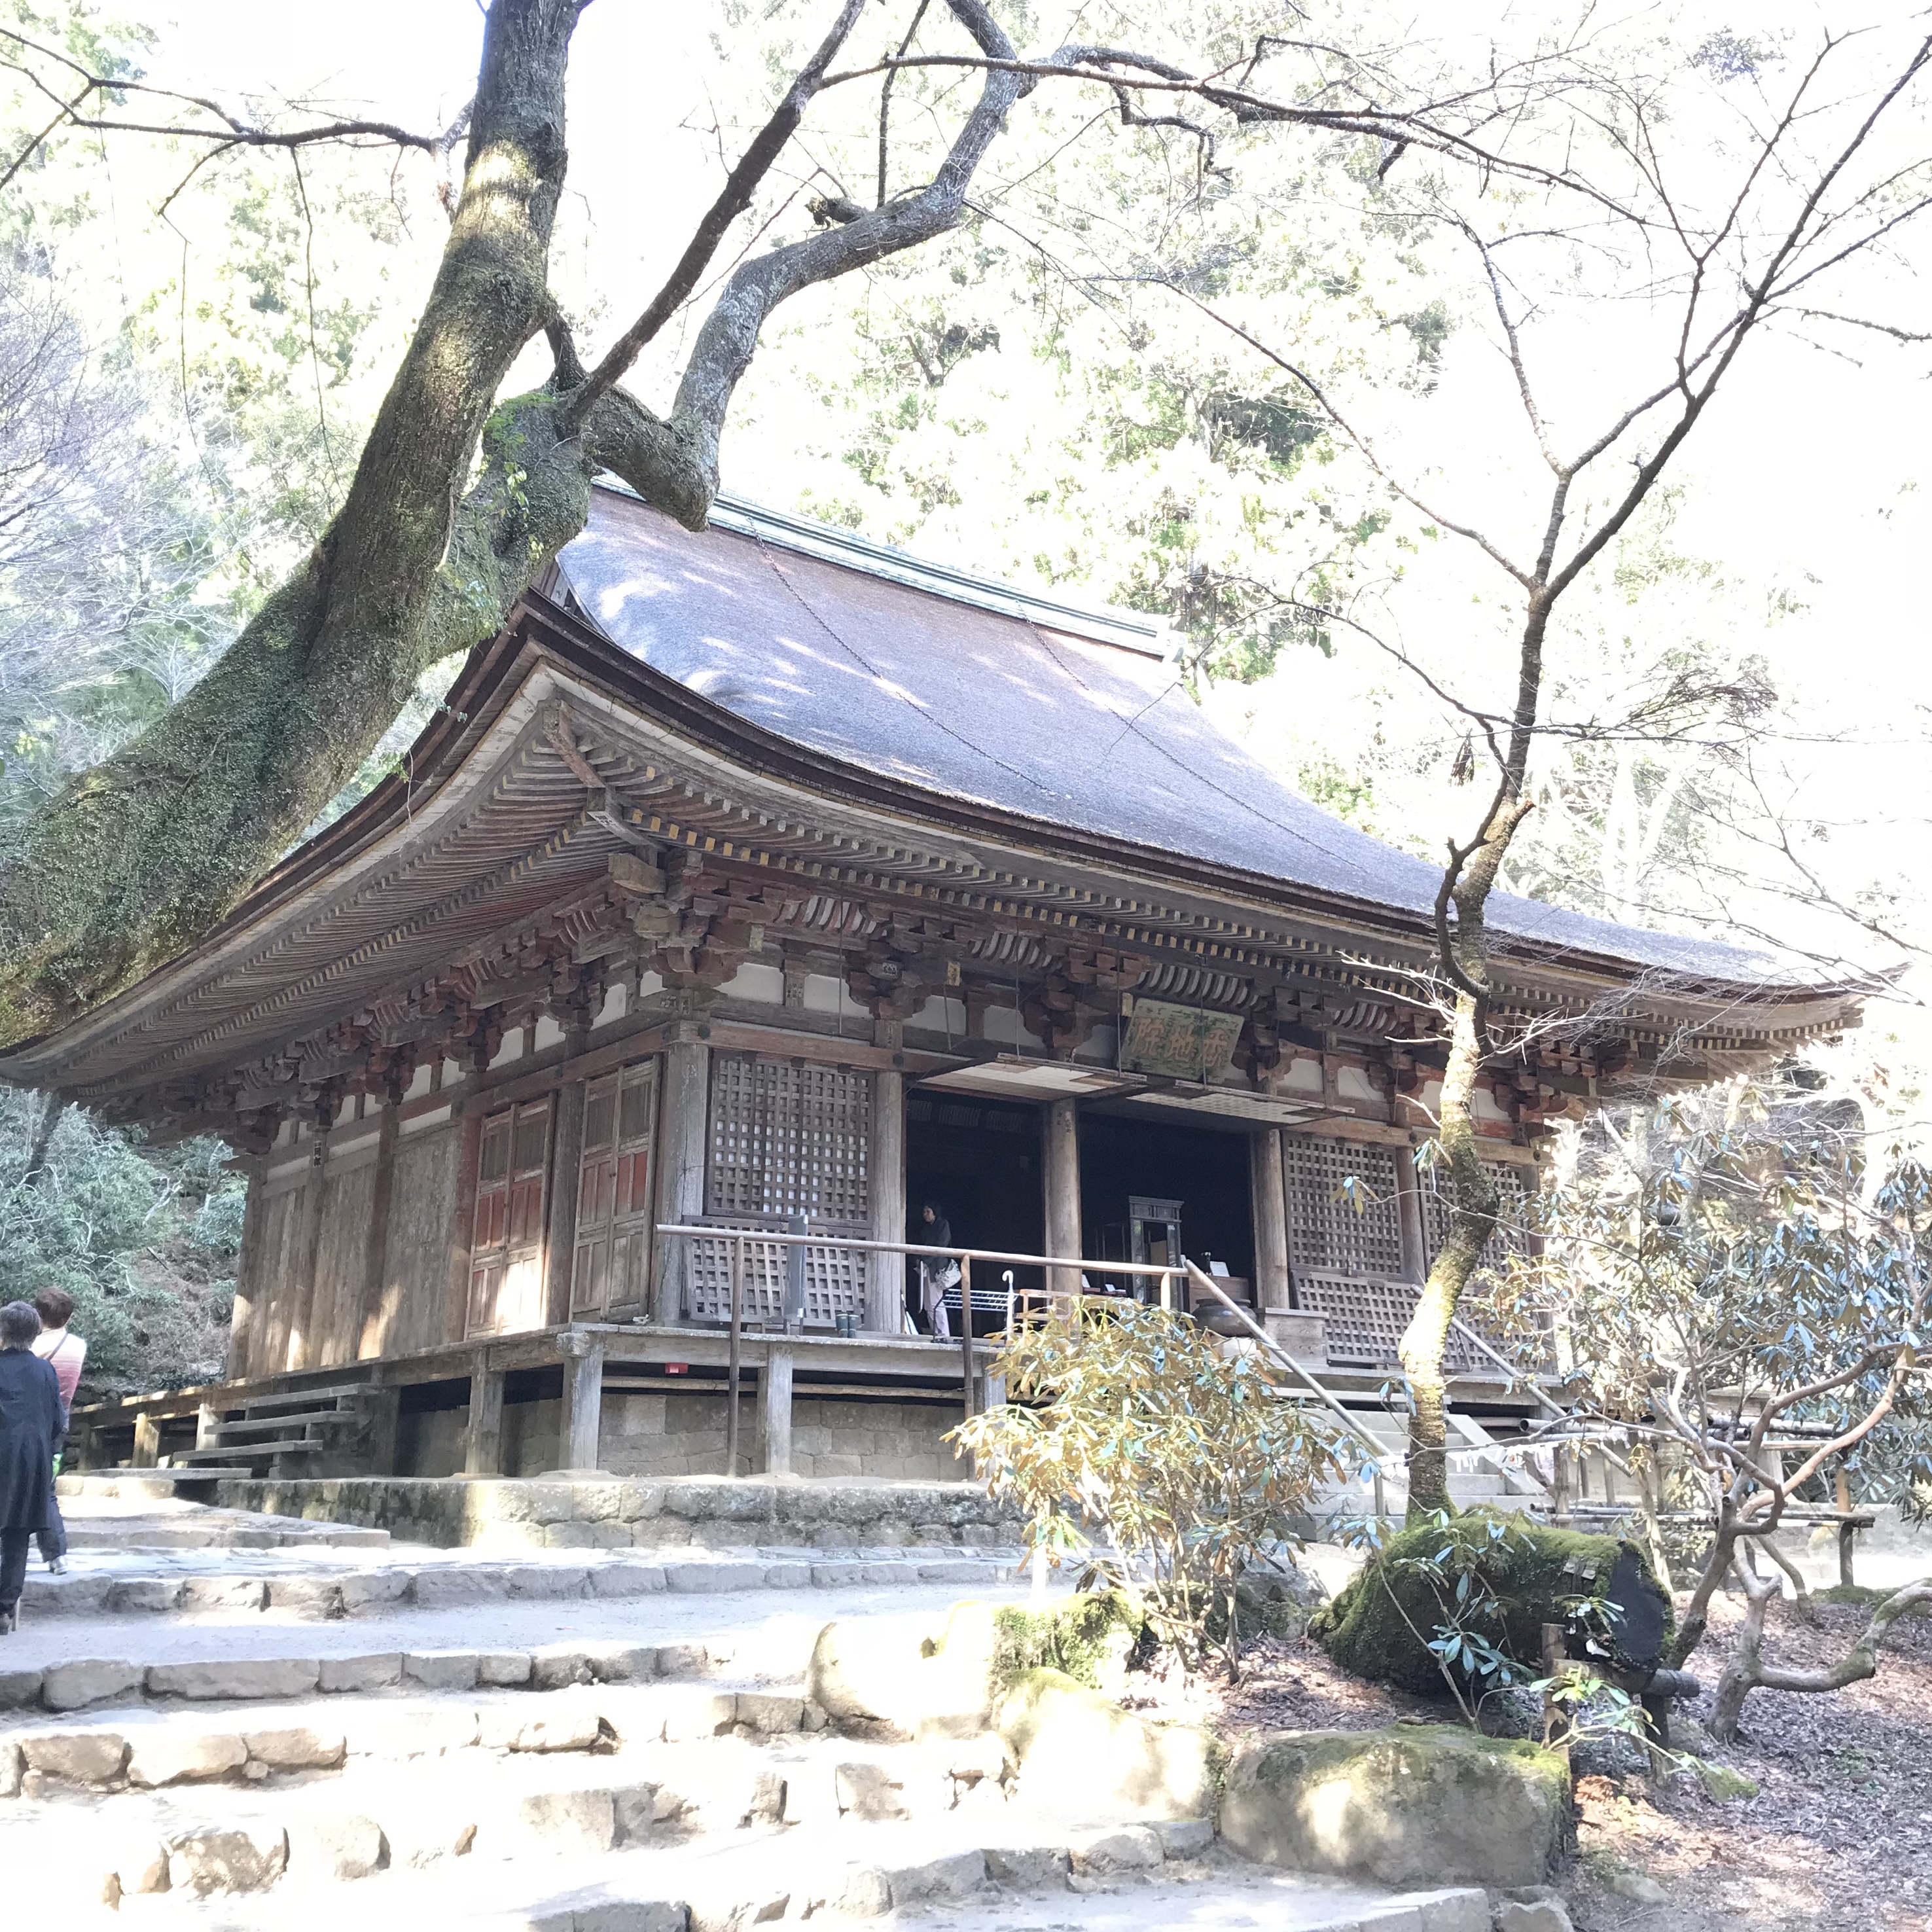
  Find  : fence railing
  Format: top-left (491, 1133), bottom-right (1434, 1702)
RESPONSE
top-left (655, 1224), bottom-right (1190, 1475)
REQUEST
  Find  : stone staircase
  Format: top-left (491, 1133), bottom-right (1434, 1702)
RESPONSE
top-left (1, 1494), bottom-right (1499, 1931)
top-left (1314, 1407), bottom-right (1552, 1525)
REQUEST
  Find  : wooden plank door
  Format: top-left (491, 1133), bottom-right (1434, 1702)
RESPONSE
top-left (572, 1060), bottom-right (656, 1317)
top-left (468, 1098), bottom-right (552, 1335)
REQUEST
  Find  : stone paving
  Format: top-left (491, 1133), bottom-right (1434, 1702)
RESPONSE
top-left (0, 1488), bottom-right (1508, 1931)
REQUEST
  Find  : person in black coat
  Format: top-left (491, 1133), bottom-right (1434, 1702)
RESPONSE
top-left (0, 1300), bottom-right (64, 1634)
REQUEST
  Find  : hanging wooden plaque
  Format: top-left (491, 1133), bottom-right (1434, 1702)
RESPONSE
top-left (1119, 998), bottom-right (1245, 1079)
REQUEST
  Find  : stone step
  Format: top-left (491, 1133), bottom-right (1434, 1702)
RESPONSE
top-left (18, 1545), bottom-right (1015, 1628)
top-left (2, 1641), bottom-right (789, 1723)
top-left (0, 1577), bottom-right (1045, 1715)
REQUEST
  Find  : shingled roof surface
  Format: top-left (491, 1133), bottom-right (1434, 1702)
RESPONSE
top-left (560, 487), bottom-right (1799, 988)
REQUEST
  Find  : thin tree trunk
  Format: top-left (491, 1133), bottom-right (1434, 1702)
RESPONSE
top-left (24, 1093), bottom-right (67, 1189)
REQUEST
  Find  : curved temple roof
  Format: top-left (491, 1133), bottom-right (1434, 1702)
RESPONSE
top-left (561, 487), bottom-right (1810, 992)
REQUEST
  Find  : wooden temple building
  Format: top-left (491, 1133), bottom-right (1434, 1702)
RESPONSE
top-left (0, 486), bottom-right (1862, 1486)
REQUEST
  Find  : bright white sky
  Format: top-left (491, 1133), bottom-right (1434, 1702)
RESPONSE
top-left (136, 1), bottom-right (1932, 990)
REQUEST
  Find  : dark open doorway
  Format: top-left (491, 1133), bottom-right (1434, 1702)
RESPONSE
top-left (905, 1091), bottom-right (1045, 1334)
top-left (1079, 1109), bottom-right (1255, 1299)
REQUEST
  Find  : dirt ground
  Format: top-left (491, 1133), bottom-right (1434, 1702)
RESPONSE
top-left (1170, 1587), bottom-right (1932, 1932)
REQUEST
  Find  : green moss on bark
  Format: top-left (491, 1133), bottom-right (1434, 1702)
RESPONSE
top-left (1308, 1511), bottom-right (1672, 1694)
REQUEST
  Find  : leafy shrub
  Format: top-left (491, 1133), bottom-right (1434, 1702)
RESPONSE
top-left (952, 1299), bottom-right (1346, 1672)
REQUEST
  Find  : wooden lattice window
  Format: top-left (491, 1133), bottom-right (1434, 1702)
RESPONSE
top-left (1420, 1158), bottom-right (1535, 1276)
top-left (469, 1098), bottom-right (551, 1336)
top-left (571, 1060), bottom-right (658, 1317)
top-left (704, 1056), bottom-right (872, 1226)
top-left (1281, 1135), bottom-right (1404, 1279)
top-left (1292, 1272), bottom-right (1496, 1373)
top-left (684, 1234), bottom-right (864, 1326)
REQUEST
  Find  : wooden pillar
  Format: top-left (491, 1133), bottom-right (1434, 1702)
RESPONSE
top-left (545, 1029), bottom-right (594, 1325)
top-left (651, 1037), bottom-right (711, 1327)
top-left (286, 1128), bottom-right (331, 1371)
top-left (357, 1097), bottom-right (401, 1359)
top-left (1394, 1138), bottom-right (1428, 1283)
top-left (762, 1346), bottom-right (794, 1476)
top-left (444, 1109), bottom-right (485, 1344)
top-left (227, 1161), bottom-right (266, 1380)
top-left (868, 1067), bottom-right (906, 1333)
top-left (360, 1384), bottom-right (401, 1478)
top-left (559, 1333), bottom-right (606, 1471)
top-left (1043, 1098), bottom-right (1082, 1295)
top-left (1250, 1127), bottom-right (1291, 1309)
top-left (132, 1412), bottom-right (160, 1468)
top-left (464, 1349), bottom-right (505, 1476)
top-left (194, 1403), bottom-right (220, 1450)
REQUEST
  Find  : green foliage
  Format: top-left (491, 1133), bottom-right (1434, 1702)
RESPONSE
top-left (984, 1592), bottom-right (1145, 1694)
top-left (0, 1090), bottom-right (243, 1394)
top-left (952, 1300), bottom-right (1346, 1670)
top-left (1473, 1077), bottom-right (1932, 1523)
top-left (1311, 1509), bottom-right (1669, 1704)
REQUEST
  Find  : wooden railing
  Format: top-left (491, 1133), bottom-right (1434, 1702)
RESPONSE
top-left (656, 1223), bottom-right (1189, 1473)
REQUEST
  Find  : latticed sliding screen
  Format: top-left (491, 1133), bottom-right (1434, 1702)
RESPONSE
top-left (689, 1056), bottom-right (872, 1323)
top-left (572, 1060), bottom-right (658, 1318)
top-left (1280, 1131), bottom-right (1541, 1370)
top-left (684, 1234), bottom-right (865, 1327)
top-left (1293, 1272), bottom-right (1501, 1374)
top-left (704, 1057), bottom-right (872, 1224)
top-left (1281, 1135), bottom-right (1404, 1278)
top-left (1420, 1157), bottom-right (1535, 1275)
top-left (468, 1098), bottom-right (551, 1336)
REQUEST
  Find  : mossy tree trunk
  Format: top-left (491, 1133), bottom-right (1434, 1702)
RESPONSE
top-left (0, 0), bottom-right (1041, 1052)
top-left (0, 0), bottom-right (585, 1046)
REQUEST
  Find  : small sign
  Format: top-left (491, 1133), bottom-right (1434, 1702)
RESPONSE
top-left (664, 1363), bottom-right (689, 1376)
top-left (1120, 999), bottom-right (1245, 1079)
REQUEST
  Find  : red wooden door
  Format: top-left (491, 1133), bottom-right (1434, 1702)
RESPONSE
top-left (468, 1098), bottom-right (552, 1335)
top-left (572, 1061), bottom-right (656, 1316)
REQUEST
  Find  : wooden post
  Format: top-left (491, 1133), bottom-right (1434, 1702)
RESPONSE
top-left (1836, 1465), bottom-right (1857, 1587)
top-left (286, 1127), bottom-right (330, 1372)
top-left (559, 1333), bottom-right (605, 1472)
top-left (651, 1037), bottom-right (711, 1326)
top-left (868, 1067), bottom-right (906, 1333)
top-left (726, 1233), bottom-right (743, 1477)
top-left (132, 1412), bottom-right (160, 1469)
top-left (227, 1161), bottom-right (265, 1380)
top-left (465, 1349), bottom-right (505, 1476)
top-left (1249, 1127), bottom-right (1291, 1309)
top-left (194, 1403), bottom-right (219, 1451)
top-left (1043, 1098), bottom-right (1082, 1295)
top-left (762, 1345), bottom-right (794, 1476)
top-left (357, 1096), bottom-right (401, 1359)
top-left (361, 1381), bottom-right (401, 1478)
top-left (544, 1031), bottom-right (593, 1325)
top-left (1393, 1138), bottom-right (1428, 1284)
top-left (444, 1108), bottom-right (486, 1344)
top-left (959, 1255), bottom-right (975, 1420)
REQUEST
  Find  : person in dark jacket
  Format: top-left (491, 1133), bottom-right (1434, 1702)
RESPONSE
top-left (0, 1300), bottom-right (64, 1634)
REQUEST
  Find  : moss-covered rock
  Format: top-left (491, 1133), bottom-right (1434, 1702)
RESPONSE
top-left (808, 1591), bottom-right (1146, 1737)
top-left (1219, 1725), bottom-right (1570, 1887)
top-left (1308, 1512), bottom-right (1671, 1694)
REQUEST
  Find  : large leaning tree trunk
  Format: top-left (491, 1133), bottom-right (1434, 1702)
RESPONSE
top-left (0, 0), bottom-right (1058, 1050)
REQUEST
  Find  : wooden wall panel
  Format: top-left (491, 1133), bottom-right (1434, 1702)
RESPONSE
top-left (311, 1164), bottom-right (376, 1368)
top-left (380, 1124), bottom-right (460, 1357)
top-left (254, 1185), bottom-right (306, 1378)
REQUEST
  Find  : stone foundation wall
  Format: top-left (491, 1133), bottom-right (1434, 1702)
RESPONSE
top-left (208, 1472), bottom-right (1019, 1552)
top-left (600, 1391), bottom-right (967, 1482)
top-left (391, 1389), bottom-right (969, 1483)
